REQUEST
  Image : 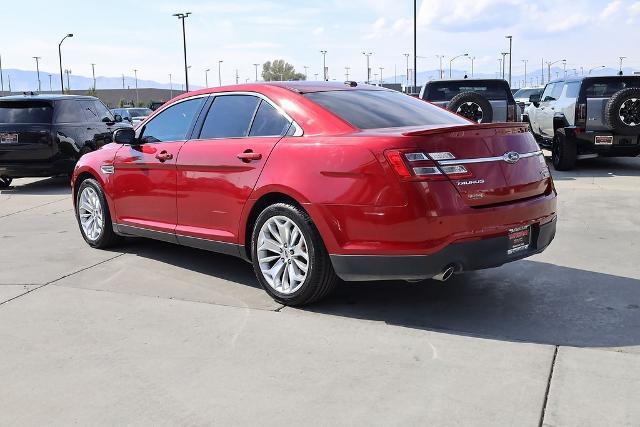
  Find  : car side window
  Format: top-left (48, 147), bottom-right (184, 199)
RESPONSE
top-left (199, 95), bottom-right (260, 139)
top-left (564, 82), bottom-right (580, 99)
top-left (249, 100), bottom-right (291, 137)
top-left (139, 97), bottom-right (206, 143)
top-left (54, 100), bottom-right (85, 123)
top-left (541, 84), bottom-right (556, 102)
top-left (93, 101), bottom-right (114, 122)
top-left (80, 100), bottom-right (100, 122)
top-left (550, 83), bottom-right (564, 101)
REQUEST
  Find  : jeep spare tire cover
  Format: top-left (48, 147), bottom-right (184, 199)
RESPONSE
top-left (447, 91), bottom-right (494, 123)
top-left (604, 87), bottom-right (640, 135)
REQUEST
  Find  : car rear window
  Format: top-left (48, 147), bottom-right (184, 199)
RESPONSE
top-left (0, 101), bottom-right (53, 124)
top-left (304, 90), bottom-right (468, 129)
top-left (425, 81), bottom-right (510, 102)
top-left (583, 78), bottom-right (640, 98)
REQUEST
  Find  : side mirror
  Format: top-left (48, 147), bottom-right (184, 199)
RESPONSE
top-left (529, 94), bottom-right (541, 107)
top-left (113, 128), bottom-right (137, 145)
top-left (113, 114), bottom-right (123, 123)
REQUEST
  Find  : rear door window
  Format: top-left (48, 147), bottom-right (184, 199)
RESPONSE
top-left (92, 100), bottom-right (114, 122)
top-left (249, 101), bottom-right (291, 137)
top-left (54, 100), bottom-right (85, 123)
top-left (0, 101), bottom-right (53, 123)
top-left (80, 100), bottom-right (100, 122)
top-left (563, 82), bottom-right (581, 99)
top-left (426, 81), bottom-right (509, 101)
top-left (305, 89), bottom-right (468, 129)
top-left (199, 95), bottom-right (260, 139)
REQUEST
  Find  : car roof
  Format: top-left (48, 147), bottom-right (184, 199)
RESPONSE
top-left (547, 75), bottom-right (640, 85)
top-left (426, 78), bottom-right (509, 84)
top-left (0, 94), bottom-right (97, 101)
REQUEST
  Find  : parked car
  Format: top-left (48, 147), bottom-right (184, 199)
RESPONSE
top-left (72, 82), bottom-right (557, 305)
top-left (419, 79), bottom-right (520, 123)
top-left (0, 94), bottom-right (130, 188)
top-left (524, 76), bottom-right (640, 170)
top-left (110, 107), bottom-right (153, 126)
top-left (513, 87), bottom-right (543, 112)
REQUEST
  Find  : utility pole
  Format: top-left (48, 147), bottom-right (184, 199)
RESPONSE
top-left (173, 12), bottom-right (192, 91)
top-left (58, 33), bottom-right (73, 93)
top-left (235, 69), bottom-right (239, 84)
top-left (254, 63), bottom-right (260, 82)
top-left (500, 52), bottom-right (508, 79)
top-left (204, 68), bottom-right (210, 87)
top-left (91, 63), bottom-right (96, 91)
top-left (563, 60), bottom-right (567, 78)
top-left (619, 56), bottom-right (627, 74)
top-left (169, 73), bottom-right (173, 98)
top-left (436, 55), bottom-right (445, 79)
top-left (470, 56), bottom-right (475, 77)
top-left (7, 74), bottom-right (11, 93)
top-left (33, 57), bottom-right (41, 92)
top-left (403, 53), bottom-right (410, 90)
top-left (505, 35), bottom-right (513, 87)
top-left (218, 60), bottom-right (223, 86)
top-left (0, 54), bottom-right (4, 93)
top-left (64, 69), bottom-right (71, 91)
top-left (345, 66), bottom-right (350, 80)
top-left (379, 67), bottom-right (384, 85)
top-left (133, 69), bottom-right (139, 105)
top-left (48, 74), bottom-right (52, 92)
top-left (522, 59), bottom-right (528, 88)
top-left (320, 50), bottom-right (328, 81)
top-left (362, 52), bottom-right (372, 84)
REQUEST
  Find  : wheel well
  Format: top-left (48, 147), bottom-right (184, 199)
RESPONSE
top-left (73, 172), bottom-right (98, 203)
top-left (243, 192), bottom-right (306, 260)
top-left (553, 116), bottom-right (569, 133)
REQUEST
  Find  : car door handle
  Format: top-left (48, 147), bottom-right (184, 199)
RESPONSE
top-left (155, 151), bottom-right (173, 162)
top-left (237, 151), bottom-right (262, 162)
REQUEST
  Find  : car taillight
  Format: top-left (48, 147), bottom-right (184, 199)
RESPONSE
top-left (575, 103), bottom-right (587, 127)
top-left (384, 150), bottom-right (472, 181)
top-left (507, 104), bottom-right (517, 122)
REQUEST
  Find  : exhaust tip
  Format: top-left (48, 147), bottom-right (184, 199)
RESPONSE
top-left (432, 265), bottom-right (456, 282)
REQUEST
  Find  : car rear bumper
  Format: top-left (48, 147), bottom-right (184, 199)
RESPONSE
top-left (330, 216), bottom-right (556, 281)
top-left (576, 131), bottom-right (640, 156)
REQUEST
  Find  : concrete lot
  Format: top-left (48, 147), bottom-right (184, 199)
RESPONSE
top-left (1, 156), bottom-right (639, 426)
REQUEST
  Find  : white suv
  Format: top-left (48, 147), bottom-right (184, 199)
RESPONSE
top-left (524, 76), bottom-right (640, 170)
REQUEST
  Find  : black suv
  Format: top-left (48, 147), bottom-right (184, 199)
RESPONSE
top-left (419, 79), bottom-right (520, 123)
top-left (524, 76), bottom-right (640, 170)
top-left (0, 94), bottom-right (130, 187)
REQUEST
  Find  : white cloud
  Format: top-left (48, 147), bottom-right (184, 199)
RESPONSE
top-left (602, 0), bottom-right (622, 18)
top-left (312, 27), bottom-right (325, 36)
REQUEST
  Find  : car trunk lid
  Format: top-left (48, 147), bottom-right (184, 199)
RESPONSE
top-left (403, 123), bottom-right (550, 207)
top-left (0, 100), bottom-right (54, 162)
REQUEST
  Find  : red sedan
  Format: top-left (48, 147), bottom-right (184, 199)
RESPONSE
top-left (72, 82), bottom-right (557, 305)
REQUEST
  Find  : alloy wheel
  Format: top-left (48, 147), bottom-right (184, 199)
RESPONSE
top-left (619, 98), bottom-right (640, 126)
top-left (257, 216), bottom-right (309, 294)
top-left (456, 102), bottom-right (484, 123)
top-left (78, 186), bottom-right (104, 241)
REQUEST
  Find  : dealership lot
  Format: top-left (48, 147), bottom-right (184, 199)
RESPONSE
top-left (1, 156), bottom-right (639, 425)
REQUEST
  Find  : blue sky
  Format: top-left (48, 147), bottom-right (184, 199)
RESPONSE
top-left (1, 0), bottom-right (639, 86)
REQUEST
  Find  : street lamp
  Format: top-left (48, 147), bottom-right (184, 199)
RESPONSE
top-left (218, 60), bottom-right (223, 86)
top-left (345, 66), bottom-right (350, 80)
top-left (589, 65), bottom-right (606, 75)
top-left (133, 69), bottom-right (139, 105)
top-left (254, 63), bottom-right (260, 82)
top-left (173, 12), bottom-right (192, 92)
top-left (522, 59), bottom-right (528, 87)
top-left (48, 74), bottom-right (52, 92)
top-left (204, 68), bottom-right (210, 87)
top-left (505, 35), bottom-right (513, 87)
top-left (362, 52), bottom-right (372, 84)
top-left (619, 56), bottom-right (627, 74)
top-left (32, 56), bottom-right (41, 92)
top-left (403, 53), bottom-right (410, 89)
top-left (0, 54), bottom-right (4, 93)
top-left (435, 55), bottom-right (445, 79)
top-left (449, 53), bottom-right (468, 79)
top-left (320, 50), bottom-right (328, 81)
top-left (90, 63), bottom-right (96, 91)
top-left (562, 59), bottom-right (567, 78)
top-left (500, 52), bottom-right (508, 79)
top-left (469, 56), bottom-right (476, 77)
top-left (58, 33), bottom-right (73, 93)
top-left (546, 59), bottom-right (566, 82)
top-left (379, 67), bottom-right (384, 85)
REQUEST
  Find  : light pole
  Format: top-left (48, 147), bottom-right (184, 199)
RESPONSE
top-left (91, 63), bottom-right (96, 91)
top-left (48, 74), bottom-right (52, 92)
top-left (362, 52), bottom-right (372, 84)
top-left (64, 69), bottom-right (71, 91)
top-left (218, 60), bottom-right (223, 86)
top-left (122, 74), bottom-right (125, 89)
top-left (58, 33), bottom-right (73, 93)
top-left (435, 55), bottom-right (445, 79)
top-left (33, 56), bottom-right (41, 92)
top-left (546, 59), bottom-right (565, 82)
top-left (469, 56), bottom-right (475, 77)
top-left (619, 56), bottom-right (627, 74)
top-left (498, 59), bottom-right (503, 77)
top-left (254, 63), bottom-right (260, 82)
top-left (169, 73), bottom-right (173, 98)
top-left (562, 60), bottom-right (567, 78)
top-left (413, 0), bottom-right (417, 93)
top-left (345, 66), bottom-right (350, 80)
top-left (450, 53), bottom-right (468, 79)
top-left (589, 65), bottom-right (606, 75)
top-left (303, 65), bottom-right (309, 80)
top-left (204, 68), bottom-right (210, 87)
top-left (133, 69), bottom-right (139, 105)
top-left (320, 50), bottom-right (328, 81)
top-left (505, 35), bottom-right (513, 87)
top-left (403, 53), bottom-right (410, 89)
top-left (235, 69), bottom-right (239, 84)
top-left (379, 67), bottom-right (384, 85)
top-left (522, 59), bottom-right (528, 87)
top-left (0, 54), bottom-right (3, 93)
top-left (500, 52), bottom-right (508, 79)
top-left (173, 12), bottom-right (192, 92)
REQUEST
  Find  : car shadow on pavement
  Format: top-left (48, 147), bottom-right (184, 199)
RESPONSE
top-left (307, 260), bottom-right (640, 349)
top-left (547, 156), bottom-right (640, 181)
top-left (0, 176), bottom-right (71, 196)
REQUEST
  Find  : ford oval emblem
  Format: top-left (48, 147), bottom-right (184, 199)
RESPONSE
top-left (503, 151), bottom-right (520, 164)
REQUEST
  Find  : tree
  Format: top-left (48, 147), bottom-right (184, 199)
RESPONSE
top-left (262, 60), bottom-right (305, 81)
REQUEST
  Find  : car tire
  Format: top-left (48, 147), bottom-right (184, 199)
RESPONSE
top-left (75, 178), bottom-right (121, 248)
top-left (0, 176), bottom-right (13, 189)
top-left (604, 87), bottom-right (640, 135)
top-left (251, 203), bottom-right (338, 306)
top-left (552, 131), bottom-right (577, 171)
top-left (447, 91), bottom-right (494, 123)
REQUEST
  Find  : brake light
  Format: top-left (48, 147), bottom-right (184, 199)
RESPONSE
top-left (575, 103), bottom-right (587, 127)
top-left (507, 104), bottom-right (517, 122)
top-left (384, 150), bottom-right (472, 181)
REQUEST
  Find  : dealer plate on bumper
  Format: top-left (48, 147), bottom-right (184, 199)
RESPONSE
top-left (507, 225), bottom-right (531, 254)
top-left (595, 135), bottom-right (613, 145)
top-left (0, 133), bottom-right (18, 144)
